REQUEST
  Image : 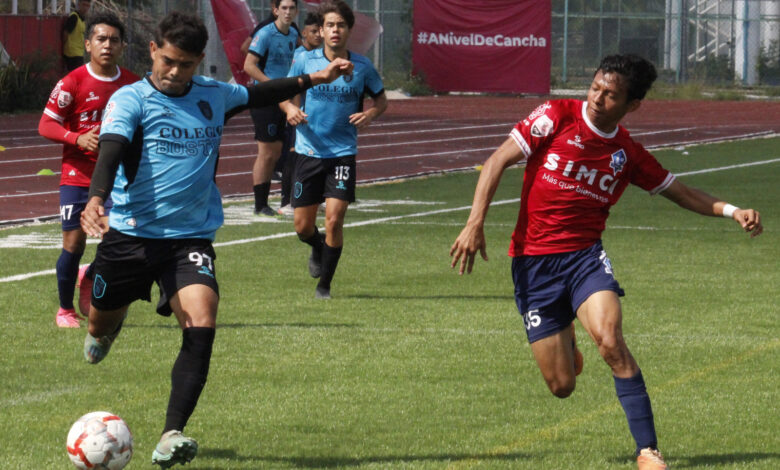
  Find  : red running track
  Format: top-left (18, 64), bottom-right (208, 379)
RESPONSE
top-left (1, 96), bottom-right (778, 225)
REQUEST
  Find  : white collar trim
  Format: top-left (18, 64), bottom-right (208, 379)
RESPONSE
top-left (86, 63), bottom-right (121, 82)
top-left (581, 101), bottom-right (618, 139)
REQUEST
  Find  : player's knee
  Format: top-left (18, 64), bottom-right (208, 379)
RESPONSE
top-left (296, 228), bottom-right (314, 241)
top-left (547, 379), bottom-right (576, 398)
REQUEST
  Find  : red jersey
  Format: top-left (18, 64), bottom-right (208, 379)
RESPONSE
top-left (41, 63), bottom-right (139, 187)
top-left (508, 99), bottom-right (674, 256)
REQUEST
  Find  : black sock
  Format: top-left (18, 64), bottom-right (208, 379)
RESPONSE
top-left (317, 243), bottom-right (343, 290)
top-left (298, 227), bottom-right (324, 255)
top-left (253, 182), bottom-right (270, 211)
top-left (163, 327), bottom-right (215, 433)
top-left (280, 151), bottom-right (296, 206)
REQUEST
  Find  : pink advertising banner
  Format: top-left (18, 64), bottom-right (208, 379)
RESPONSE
top-left (210, 0), bottom-right (257, 85)
top-left (412, 0), bottom-right (551, 94)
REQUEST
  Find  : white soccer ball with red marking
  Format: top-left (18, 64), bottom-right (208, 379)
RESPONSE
top-left (66, 411), bottom-right (133, 470)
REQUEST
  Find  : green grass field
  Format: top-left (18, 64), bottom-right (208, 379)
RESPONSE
top-left (1, 138), bottom-right (778, 469)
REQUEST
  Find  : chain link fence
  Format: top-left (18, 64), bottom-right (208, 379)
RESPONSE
top-left (552, 0), bottom-right (780, 86)
top-left (2, 0), bottom-right (778, 94)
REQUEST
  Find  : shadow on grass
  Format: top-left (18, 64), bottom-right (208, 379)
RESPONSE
top-left (196, 448), bottom-right (533, 468)
top-left (671, 452), bottom-right (780, 468)
top-left (613, 452), bottom-right (780, 468)
top-left (346, 293), bottom-right (509, 301)
top-left (125, 322), bottom-right (361, 330)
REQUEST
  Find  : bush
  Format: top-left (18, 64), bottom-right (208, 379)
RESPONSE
top-left (0, 53), bottom-right (60, 113)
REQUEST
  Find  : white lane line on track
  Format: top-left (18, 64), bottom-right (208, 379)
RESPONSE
top-left (0, 171), bottom-right (61, 180)
top-left (0, 190), bottom-right (59, 198)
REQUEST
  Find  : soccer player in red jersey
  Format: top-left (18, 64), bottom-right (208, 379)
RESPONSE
top-left (450, 55), bottom-right (762, 470)
top-left (39, 12), bottom-right (139, 328)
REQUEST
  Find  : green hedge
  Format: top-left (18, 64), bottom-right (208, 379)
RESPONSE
top-left (0, 53), bottom-right (59, 114)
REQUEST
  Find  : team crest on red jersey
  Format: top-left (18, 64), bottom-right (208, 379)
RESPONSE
top-left (610, 149), bottom-right (627, 175)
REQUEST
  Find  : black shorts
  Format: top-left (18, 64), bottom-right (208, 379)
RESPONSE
top-left (90, 229), bottom-right (219, 316)
top-left (250, 105), bottom-right (286, 142)
top-left (292, 154), bottom-right (356, 207)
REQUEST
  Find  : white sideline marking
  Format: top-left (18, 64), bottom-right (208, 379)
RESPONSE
top-left (2, 156), bottom-right (779, 282)
top-left (214, 198), bottom-right (522, 248)
top-left (1, 385), bottom-right (85, 407)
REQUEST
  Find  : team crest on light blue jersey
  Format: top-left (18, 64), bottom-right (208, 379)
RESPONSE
top-left (610, 149), bottom-right (627, 175)
top-left (198, 100), bottom-right (213, 120)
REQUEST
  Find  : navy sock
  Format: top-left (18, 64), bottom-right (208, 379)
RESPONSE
top-left (164, 327), bottom-right (215, 433)
top-left (56, 249), bottom-right (82, 310)
top-left (253, 182), bottom-right (270, 211)
top-left (614, 370), bottom-right (658, 455)
top-left (317, 243), bottom-right (343, 290)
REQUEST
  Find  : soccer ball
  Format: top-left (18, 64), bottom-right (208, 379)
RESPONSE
top-left (66, 411), bottom-right (133, 470)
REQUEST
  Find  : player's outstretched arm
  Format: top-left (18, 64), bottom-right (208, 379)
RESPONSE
top-left (310, 57), bottom-right (353, 84)
top-left (450, 137), bottom-right (527, 275)
top-left (247, 60), bottom-right (353, 110)
top-left (660, 179), bottom-right (763, 237)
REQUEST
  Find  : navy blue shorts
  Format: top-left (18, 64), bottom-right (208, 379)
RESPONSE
top-left (512, 241), bottom-right (624, 343)
top-left (59, 185), bottom-right (112, 231)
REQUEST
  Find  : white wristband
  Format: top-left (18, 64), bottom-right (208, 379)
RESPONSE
top-left (722, 203), bottom-right (738, 219)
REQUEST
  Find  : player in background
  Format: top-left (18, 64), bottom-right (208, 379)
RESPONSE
top-left (62, 0), bottom-right (92, 72)
top-left (243, 0), bottom-right (300, 216)
top-left (278, 11), bottom-right (324, 216)
top-left (39, 11), bottom-right (139, 328)
top-left (449, 54), bottom-right (762, 470)
top-left (79, 11), bottom-right (351, 468)
top-left (280, 0), bottom-right (387, 299)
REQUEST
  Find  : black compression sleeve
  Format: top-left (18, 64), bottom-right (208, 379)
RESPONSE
top-left (246, 74), bottom-right (313, 108)
top-left (88, 136), bottom-right (127, 201)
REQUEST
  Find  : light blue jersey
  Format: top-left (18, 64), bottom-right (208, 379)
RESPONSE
top-left (100, 75), bottom-right (249, 240)
top-left (248, 22), bottom-right (299, 81)
top-left (288, 49), bottom-right (384, 158)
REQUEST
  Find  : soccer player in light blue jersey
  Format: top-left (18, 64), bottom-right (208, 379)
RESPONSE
top-left (244, 0), bottom-right (300, 216)
top-left (280, 0), bottom-right (388, 299)
top-left (79, 11), bottom-right (352, 468)
top-left (277, 11), bottom-right (324, 216)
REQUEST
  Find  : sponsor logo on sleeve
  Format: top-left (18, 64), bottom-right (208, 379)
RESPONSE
top-left (57, 90), bottom-right (73, 108)
top-left (530, 115), bottom-right (554, 138)
top-left (49, 81), bottom-right (64, 103)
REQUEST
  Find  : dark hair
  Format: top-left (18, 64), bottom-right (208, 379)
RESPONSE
top-left (272, 0), bottom-right (298, 7)
top-left (596, 54), bottom-right (658, 101)
top-left (318, 1), bottom-right (354, 29)
top-left (85, 12), bottom-right (125, 42)
top-left (303, 12), bottom-right (320, 27)
top-left (154, 11), bottom-right (208, 55)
